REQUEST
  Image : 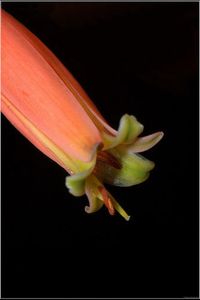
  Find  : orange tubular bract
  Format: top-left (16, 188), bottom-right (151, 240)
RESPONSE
top-left (1, 10), bottom-right (164, 220)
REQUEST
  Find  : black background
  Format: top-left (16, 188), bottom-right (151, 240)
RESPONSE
top-left (1, 3), bottom-right (199, 298)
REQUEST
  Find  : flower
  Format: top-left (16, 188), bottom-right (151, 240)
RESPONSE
top-left (1, 10), bottom-right (164, 221)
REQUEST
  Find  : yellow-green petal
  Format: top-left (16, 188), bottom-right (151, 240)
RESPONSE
top-left (102, 114), bottom-right (144, 150)
top-left (85, 175), bottom-right (104, 213)
top-left (95, 146), bottom-right (155, 187)
top-left (127, 131), bottom-right (164, 153)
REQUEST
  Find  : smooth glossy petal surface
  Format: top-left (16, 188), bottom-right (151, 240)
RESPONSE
top-left (1, 10), bottom-right (117, 137)
top-left (2, 10), bottom-right (102, 164)
top-left (3, 95), bottom-right (98, 174)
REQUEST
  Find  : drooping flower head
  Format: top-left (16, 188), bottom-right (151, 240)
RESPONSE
top-left (1, 10), bottom-right (164, 220)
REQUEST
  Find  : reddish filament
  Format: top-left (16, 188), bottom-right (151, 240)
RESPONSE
top-left (98, 186), bottom-right (115, 216)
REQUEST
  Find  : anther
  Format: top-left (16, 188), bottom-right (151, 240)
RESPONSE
top-left (98, 186), bottom-right (115, 216)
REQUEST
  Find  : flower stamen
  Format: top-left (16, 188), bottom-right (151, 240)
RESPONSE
top-left (98, 186), bottom-right (115, 216)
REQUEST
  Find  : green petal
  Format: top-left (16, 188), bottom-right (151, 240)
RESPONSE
top-left (128, 131), bottom-right (164, 153)
top-left (65, 155), bottom-right (98, 197)
top-left (95, 145), bottom-right (155, 187)
top-left (84, 175), bottom-right (104, 213)
top-left (65, 169), bottom-right (91, 196)
top-left (65, 143), bottom-right (101, 196)
top-left (102, 114), bottom-right (144, 150)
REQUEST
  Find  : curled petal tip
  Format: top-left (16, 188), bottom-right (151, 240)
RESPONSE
top-left (127, 131), bottom-right (164, 153)
top-left (85, 176), bottom-right (104, 213)
top-left (102, 114), bottom-right (144, 150)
